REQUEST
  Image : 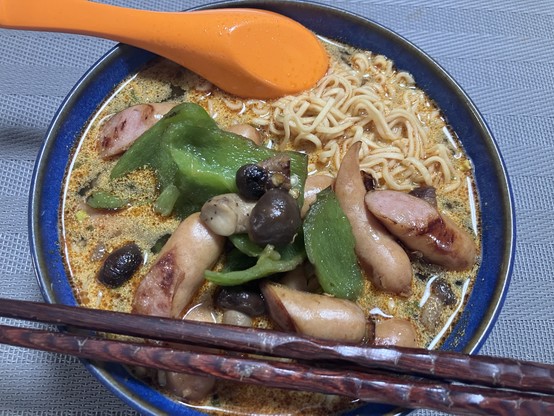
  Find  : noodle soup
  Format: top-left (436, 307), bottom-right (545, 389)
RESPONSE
top-left (61, 38), bottom-right (480, 415)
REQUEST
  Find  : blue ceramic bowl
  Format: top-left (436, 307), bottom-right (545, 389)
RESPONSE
top-left (29, 1), bottom-right (515, 414)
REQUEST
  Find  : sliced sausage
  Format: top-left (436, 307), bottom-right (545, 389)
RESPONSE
top-left (261, 281), bottom-right (367, 343)
top-left (334, 142), bottom-right (413, 296)
top-left (226, 123), bottom-right (262, 145)
top-left (132, 212), bottom-right (225, 318)
top-left (98, 102), bottom-right (175, 159)
top-left (301, 174), bottom-right (334, 217)
top-left (364, 190), bottom-right (478, 270)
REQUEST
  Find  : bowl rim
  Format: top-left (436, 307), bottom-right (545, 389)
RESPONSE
top-left (29, 1), bottom-right (515, 415)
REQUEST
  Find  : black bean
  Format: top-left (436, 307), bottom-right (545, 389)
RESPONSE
top-left (97, 243), bottom-right (142, 288)
top-left (215, 286), bottom-right (266, 317)
top-left (236, 164), bottom-right (270, 200)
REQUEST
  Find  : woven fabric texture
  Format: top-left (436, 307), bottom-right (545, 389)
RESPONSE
top-left (1, 0), bottom-right (553, 415)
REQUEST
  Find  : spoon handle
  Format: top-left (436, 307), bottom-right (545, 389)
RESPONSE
top-left (0, 0), bottom-right (329, 98)
top-left (1, 0), bottom-right (191, 46)
top-left (0, 0), bottom-right (292, 58)
top-left (0, 0), bottom-right (251, 88)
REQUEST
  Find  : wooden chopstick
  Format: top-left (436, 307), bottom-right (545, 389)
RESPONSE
top-left (1, 323), bottom-right (554, 416)
top-left (0, 298), bottom-right (552, 394)
top-left (0, 298), bottom-right (553, 415)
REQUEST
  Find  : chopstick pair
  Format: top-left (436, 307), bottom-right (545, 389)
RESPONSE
top-left (0, 298), bottom-right (553, 415)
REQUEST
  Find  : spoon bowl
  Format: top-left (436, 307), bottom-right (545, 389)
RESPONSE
top-left (0, 0), bottom-right (329, 98)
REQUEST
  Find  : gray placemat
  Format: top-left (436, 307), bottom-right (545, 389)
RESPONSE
top-left (1, 0), bottom-right (553, 414)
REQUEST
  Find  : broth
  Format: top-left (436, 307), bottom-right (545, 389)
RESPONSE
top-left (61, 38), bottom-right (480, 415)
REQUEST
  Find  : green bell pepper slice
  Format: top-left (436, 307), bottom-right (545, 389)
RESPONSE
top-left (204, 237), bottom-right (306, 286)
top-left (110, 102), bottom-right (307, 219)
top-left (86, 191), bottom-right (128, 211)
top-left (303, 187), bottom-right (363, 300)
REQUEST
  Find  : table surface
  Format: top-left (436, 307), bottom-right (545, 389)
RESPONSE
top-left (1, 0), bottom-right (553, 415)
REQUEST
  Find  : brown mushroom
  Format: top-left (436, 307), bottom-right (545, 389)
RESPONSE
top-left (163, 371), bottom-right (215, 403)
top-left (200, 193), bottom-right (256, 236)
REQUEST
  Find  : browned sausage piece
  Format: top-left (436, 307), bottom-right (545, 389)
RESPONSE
top-left (226, 123), bottom-right (263, 145)
top-left (364, 190), bottom-right (478, 270)
top-left (261, 281), bottom-right (367, 343)
top-left (132, 214), bottom-right (224, 401)
top-left (163, 309), bottom-right (217, 402)
top-left (132, 212), bottom-right (225, 318)
top-left (98, 102), bottom-right (175, 159)
top-left (301, 174), bottom-right (334, 217)
top-left (334, 142), bottom-right (413, 297)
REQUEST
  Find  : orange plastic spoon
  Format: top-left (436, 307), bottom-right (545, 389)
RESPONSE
top-left (0, 0), bottom-right (329, 98)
